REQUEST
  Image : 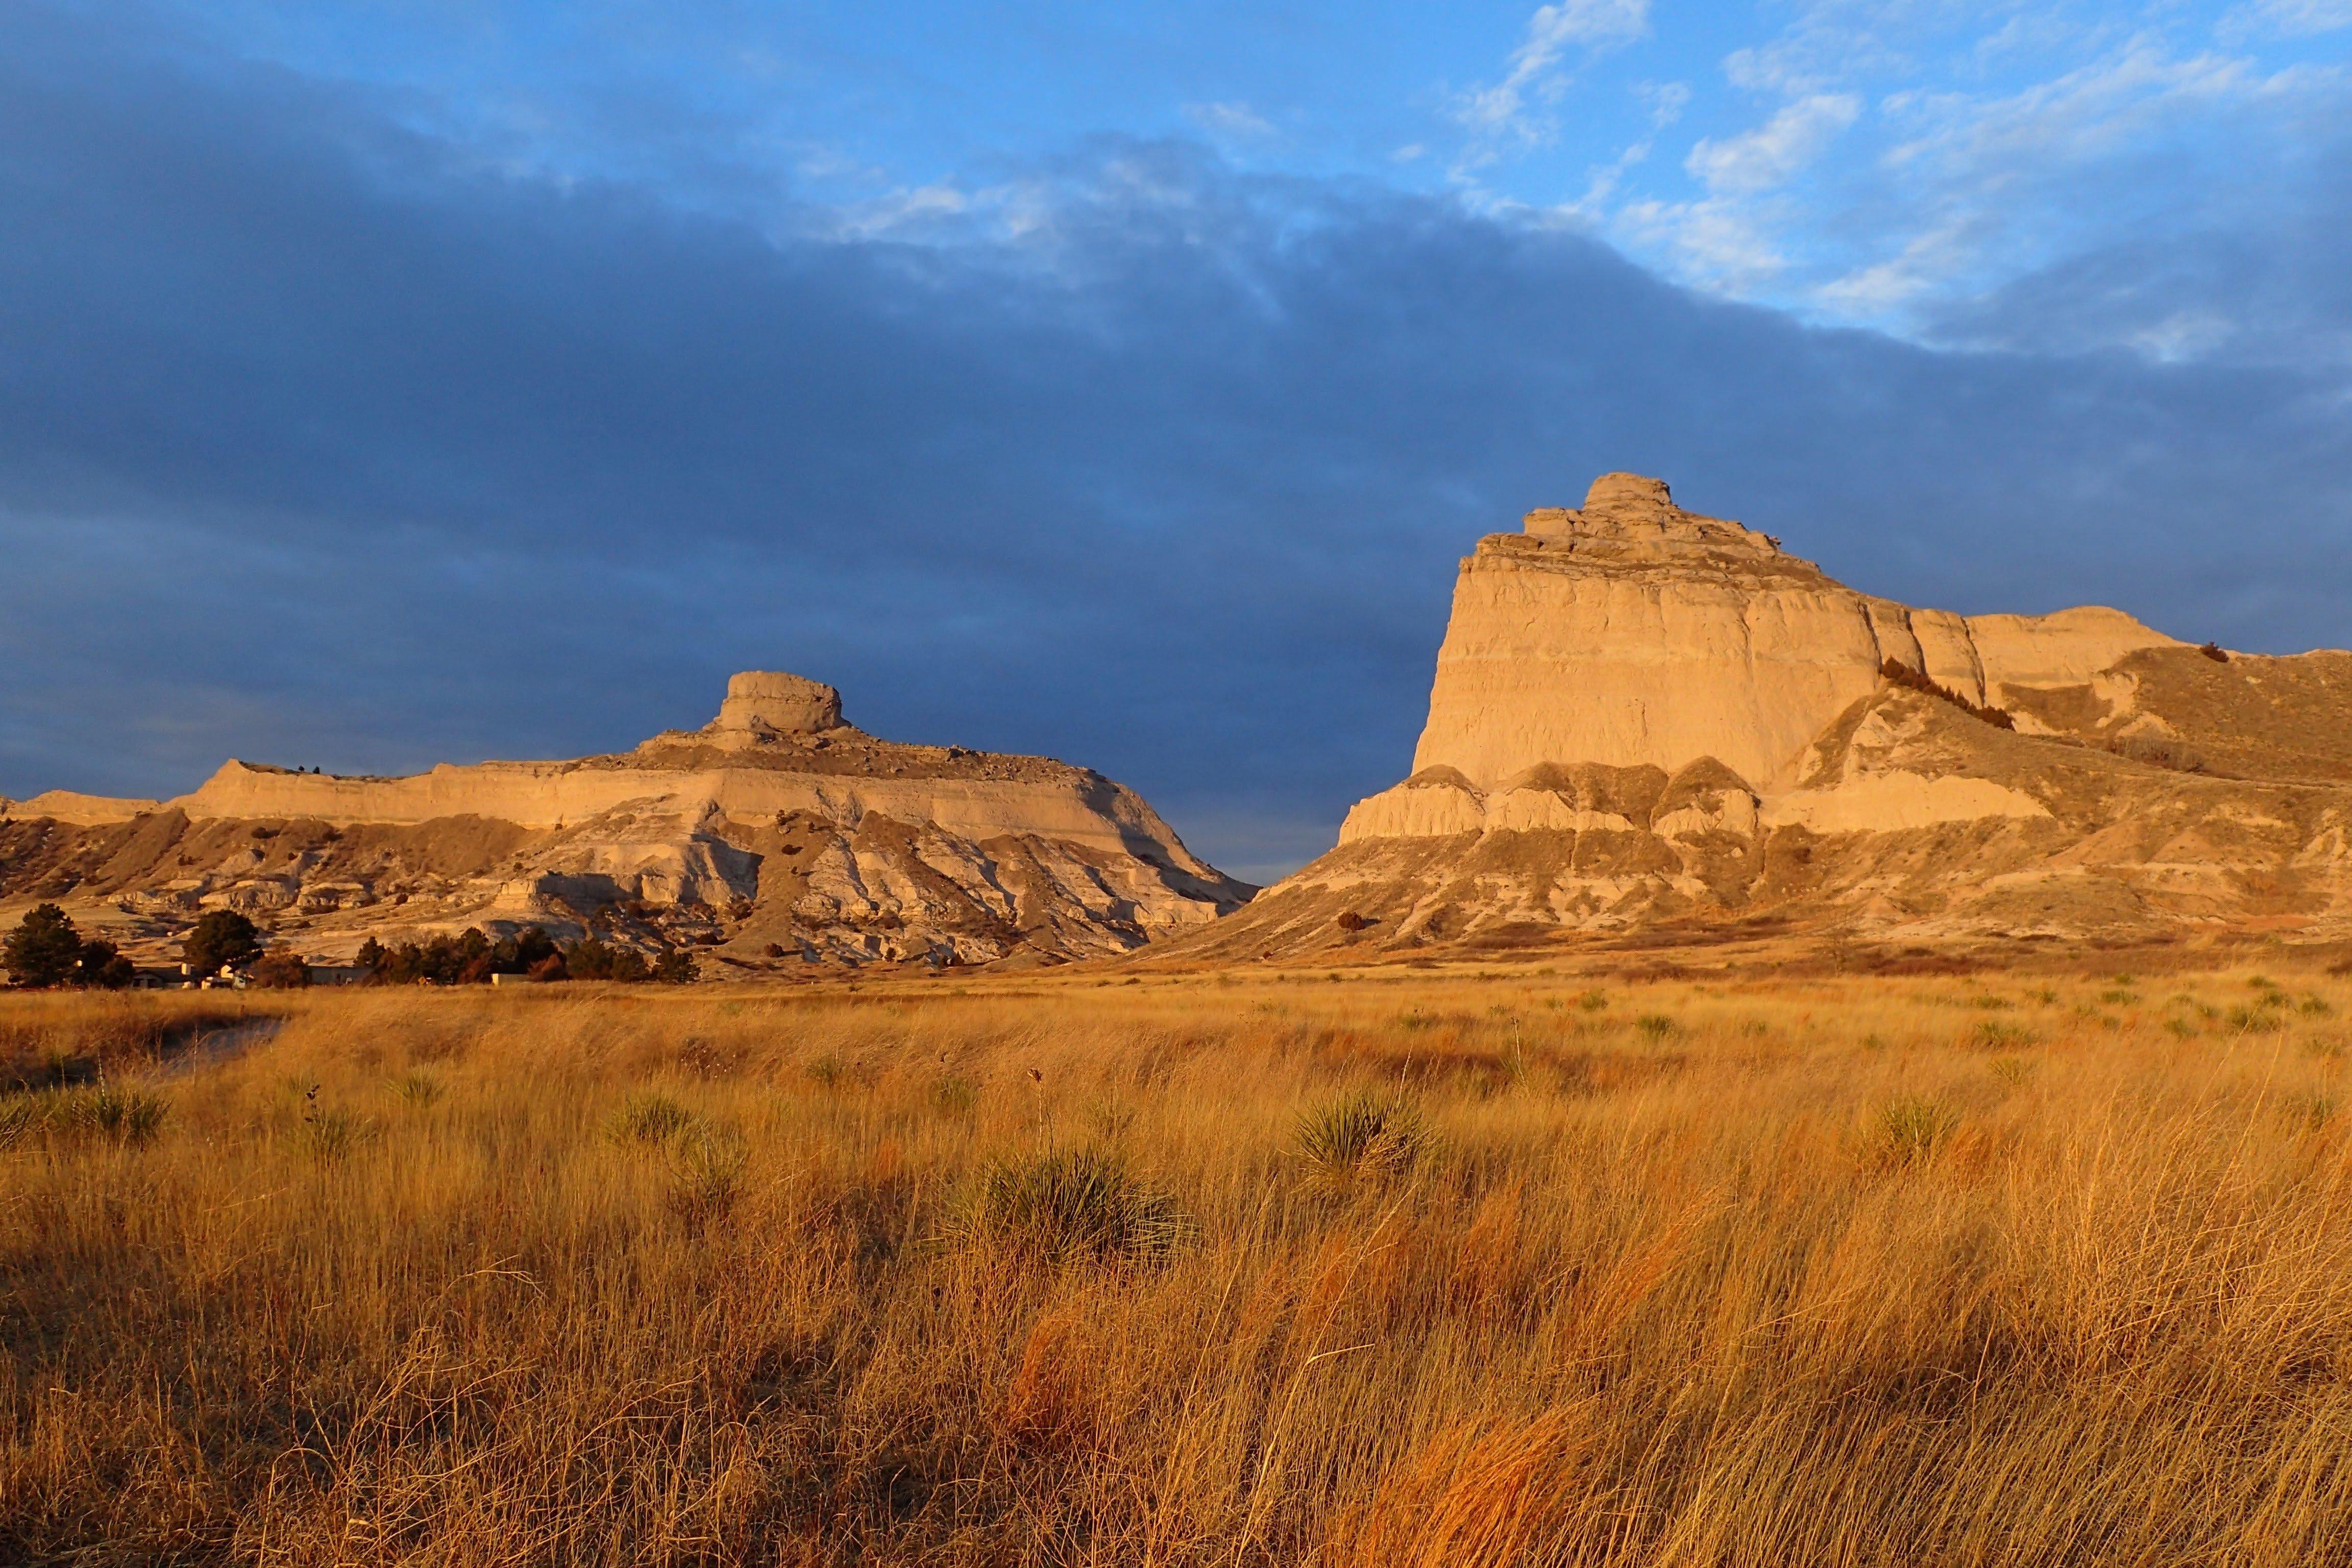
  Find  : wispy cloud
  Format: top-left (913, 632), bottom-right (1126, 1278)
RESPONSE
top-left (1685, 93), bottom-right (1860, 193)
top-left (2219, 0), bottom-right (2352, 41)
top-left (1184, 101), bottom-right (1277, 139)
top-left (1456, 0), bottom-right (1651, 162)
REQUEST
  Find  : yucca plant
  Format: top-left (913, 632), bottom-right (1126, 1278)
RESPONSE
top-left (293, 1107), bottom-right (368, 1163)
top-left (665, 1125), bottom-right (749, 1237)
top-left (389, 1067), bottom-right (443, 1108)
top-left (1294, 1090), bottom-right (1424, 1193)
top-left (1878, 1095), bottom-right (1958, 1167)
top-left (951, 1147), bottom-right (1189, 1264)
top-left (605, 1091), bottom-right (697, 1148)
top-left (74, 1084), bottom-right (168, 1146)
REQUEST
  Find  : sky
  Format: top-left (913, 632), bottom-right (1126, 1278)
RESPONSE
top-left (2, 1), bottom-right (2348, 882)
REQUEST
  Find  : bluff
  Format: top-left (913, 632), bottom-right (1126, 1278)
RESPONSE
top-left (1184, 474), bottom-right (2352, 959)
top-left (0, 673), bottom-right (1253, 973)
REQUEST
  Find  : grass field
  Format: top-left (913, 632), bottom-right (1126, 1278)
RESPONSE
top-left (6, 959), bottom-right (2352, 1564)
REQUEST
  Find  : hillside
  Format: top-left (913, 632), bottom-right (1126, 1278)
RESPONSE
top-left (0, 672), bottom-right (1252, 974)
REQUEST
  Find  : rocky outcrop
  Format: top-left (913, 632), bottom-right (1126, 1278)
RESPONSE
top-left (1, 675), bottom-right (1253, 974)
top-left (0, 791), bottom-right (161, 825)
top-left (1182, 473), bottom-right (2352, 959)
top-left (1411, 473), bottom-right (2179, 793)
top-left (712, 671), bottom-right (843, 742)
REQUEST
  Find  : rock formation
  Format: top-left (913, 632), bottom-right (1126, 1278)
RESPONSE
top-left (1, 674), bottom-right (1253, 974)
top-left (1182, 474), bottom-right (2352, 959)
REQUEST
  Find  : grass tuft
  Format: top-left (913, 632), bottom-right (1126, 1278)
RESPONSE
top-left (605, 1090), bottom-right (697, 1147)
top-left (950, 1147), bottom-right (1189, 1264)
top-left (1876, 1094), bottom-right (1958, 1166)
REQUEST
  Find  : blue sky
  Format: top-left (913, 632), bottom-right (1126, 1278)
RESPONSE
top-left (176, 0), bottom-right (2352, 342)
top-left (3, 1), bottom-right (2349, 879)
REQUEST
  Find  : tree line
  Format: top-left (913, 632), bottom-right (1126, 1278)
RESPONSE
top-left (4, 905), bottom-right (695, 989)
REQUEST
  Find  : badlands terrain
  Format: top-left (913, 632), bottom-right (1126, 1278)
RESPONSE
top-left (10, 476), bottom-right (2352, 1564)
top-left (10, 472), bottom-right (2352, 978)
top-left (1195, 474), bottom-right (2352, 964)
top-left (0, 672), bottom-right (1250, 974)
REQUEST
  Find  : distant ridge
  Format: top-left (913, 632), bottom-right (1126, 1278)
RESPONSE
top-left (1, 673), bottom-right (1253, 975)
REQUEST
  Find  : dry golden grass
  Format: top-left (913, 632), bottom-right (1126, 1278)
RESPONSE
top-left (6, 961), bottom-right (2352, 1564)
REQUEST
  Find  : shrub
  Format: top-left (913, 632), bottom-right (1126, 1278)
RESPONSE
top-left (2199, 641), bottom-right (2228, 663)
top-left (952, 1148), bottom-right (1188, 1264)
top-left (1974, 1020), bottom-right (2036, 1050)
top-left (1634, 1014), bottom-right (1676, 1043)
top-left (2105, 734), bottom-right (2207, 773)
top-left (247, 949), bottom-right (311, 989)
top-left (652, 950), bottom-right (698, 985)
top-left (362, 926), bottom-right (561, 986)
top-left (1295, 1090), bottom-right (1424, 1192)
top-left (1, 1084), bottom-right (169, 1148)
top-left (1878, 658), bottom-right (2015, 729)
top-left (68, 938), bottom-right (135, 990)
top-left (564, 938), bottom-right (649, 983)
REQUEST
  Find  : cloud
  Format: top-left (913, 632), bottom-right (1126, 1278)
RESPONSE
top-left (4, 4), bottom-right (2352, 882)
top-left (1184, 101), bottom-right (1277, 139)
top-left (1686, 94), bottom-right (1861, 194)
top-left (1456, 0), bottom-right (1652, 157)
top-left (2220, 0), bottom-right (2352, 41)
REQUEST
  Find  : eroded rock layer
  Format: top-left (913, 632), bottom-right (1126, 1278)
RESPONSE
top-left (1, 675), bottom-right (1253, 974)
top-left (1182, 473), bottom-right (2352, 960)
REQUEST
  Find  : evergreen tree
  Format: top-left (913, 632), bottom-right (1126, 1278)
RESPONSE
top-left (70, 937), bottom-right (136, 990)
top-left (3, 903), bottom-right (85, 988)
top-left (184, 910), bottom-right (262, 976)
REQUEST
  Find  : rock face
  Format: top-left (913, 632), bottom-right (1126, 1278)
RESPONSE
top-left (713, 671), bottom-right (843, 742)
top-left (1, 675), bottom-right (1253, 974)
top-left (1408, 473), bottom-right (2178, 796)
top-left (1181, 474), bottom-right (2352, 959)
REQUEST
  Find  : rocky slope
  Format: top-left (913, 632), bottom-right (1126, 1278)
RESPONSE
top-left (1, 673), bottom-right (1252, 973)
top-left (1182, 473), bottom-right (2352, 960)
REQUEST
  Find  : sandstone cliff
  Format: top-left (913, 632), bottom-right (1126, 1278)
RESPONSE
top-left (1183, 474), bottom-right (2352, 960)
top-left (1, 674), bottom-right (1253, 974)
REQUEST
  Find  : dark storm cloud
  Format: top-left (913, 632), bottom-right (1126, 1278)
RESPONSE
top-left (4, 6), bottom-right (2349, 879)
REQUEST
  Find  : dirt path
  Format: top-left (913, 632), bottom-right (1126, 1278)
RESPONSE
top-left (156, 1016), bottom-right (285, 1079)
